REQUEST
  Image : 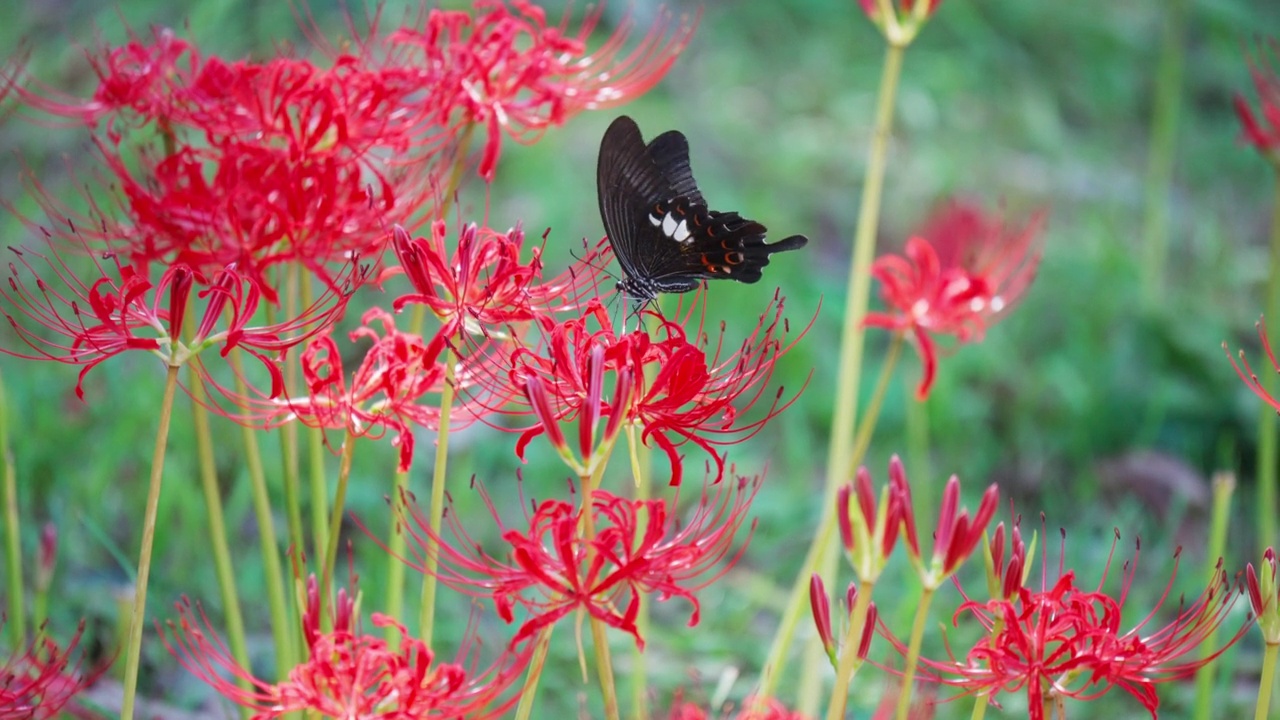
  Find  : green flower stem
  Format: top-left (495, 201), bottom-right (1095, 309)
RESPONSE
top-left (1138, 0), bottom-right (1187, 306)
top-left (230, 353), bottom-right (295, 680)
top-left (300, 270), bottom-right (329, 570)
top-left (758, 333), bottom-right (903, 704)
top-left (277, 265), bottom-right (306, 574)
top-left (418, 346), bottom-right (457, 645)
top-left (514, 627), bottom-right (554, 720)
top-left (581, 455), bottom-right (620, 720)
top-left (118, 364), bottom-right (180, 720)
top-left (319, 428), bottom-right (358, 610)
top-left (904, 385), bottom-right (933, 523)
top-left (1258, 642), bottom-right (1279, 720)
top-left (186, 364), bottom-right (253, 706)
top-left (1193, 471), bottom-right (1236, 720)
top-left (2, 450), bottom-right (21, 649)
top-left (385, 303), bottom-right (432, 646)
top-left (1259, 179), bottom-right (1280, 550)
top-left (626, 424), bottom-right (652, 720)
top-left (895, 586), bottom-right (936, 720)
top-left (758, 36), bottom-right (905, 705)
top-left (824, 577), bottom-right (877, 720)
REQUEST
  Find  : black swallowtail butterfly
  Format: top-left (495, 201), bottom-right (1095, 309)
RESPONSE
top-left (596, 115), bottom-right (808, 306)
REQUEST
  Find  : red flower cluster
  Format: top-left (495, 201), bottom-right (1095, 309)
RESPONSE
top-left (890, 530), bottom-right (1249, 720)
top-left (1, 622), bottom-right (100, 720)
top-left (395, 475), bottom-right (759, 648)
top-left (1236, 38), bottom-right (1280, 160)
top-left (866, 201), bottom-right (1045, 398)
top-left (495, 291), bottom-right (808, 485)
top-left (383, 0), bottom-right (697, 180)
top-left (163, 575), bottom-right (530, 719)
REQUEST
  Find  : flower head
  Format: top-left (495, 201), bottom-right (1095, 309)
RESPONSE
top-left (1, 621), bottom-right (101, 720)
top-left (866, 201), bottom-right (1045, 398)
top-left (891, 464), bottom-right (999, 588)
top-left (163, 575), bottom-right (529, 719)
top-left (394, 474), bottom-right (759, 649)
top-left (838, 458), bottom-right (910, 583)
top-left (385, 0), bottom-right (697, 181)
top-left (1236, 38), bottom-right (1280, 162)
top-left (1247, 547), bottom-right (1280, 644)
top-left (1226, 316), bottom-right (1280, 414)
top-left (494, 291), bottom-right (808, 485)
top-left (888, 530), bottom-right (1251, 720)
top-left (0, 229), bottom-right (365, 399)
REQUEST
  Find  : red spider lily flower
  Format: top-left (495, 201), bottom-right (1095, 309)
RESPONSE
top-left (1226, 316), bottom-right (1280, 414)
top-left (385, 0), bottom-right (697, 181)
top-left (217, 306), bottom-right (500, 471)
top-left (393, 474), bottom-right (759, 649)
top-left (492, 291), bottom-right (808, 485)
top-left (14, 32), bottom-right (442, 293)
top-left (891, 463), bottom-right (999, 589)
top-left (1, 621), bottom-right (102, 720)
top-left (162, 575), bottom-right (530, 719)
top-left (1248, 547), bottom-right (1280, 644)
top-left (1236, 39), bottom-right (1280, 161)
top-left (389, 222), bottom-right (608, 347)
top-left (884, 531), bottom-right (1251, 720)
top-left (0, 229), bottom-right (365, 400)
top-left (838, 459), bottom-right (910, 583)
top-left (866, 201), bottom-right (1045, 399)
top-left (668, 695), bottom-right (810, 720)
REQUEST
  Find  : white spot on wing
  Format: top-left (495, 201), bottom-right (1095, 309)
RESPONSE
top-left (662, 213), bottom-right (678, 238)
top-left (673, 219), bottom-right (691, 243)
top-left (649, 213), bottom-right (662, 227)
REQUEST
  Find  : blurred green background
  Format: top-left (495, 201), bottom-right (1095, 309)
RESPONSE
top-left (3, 0), bottom-right (1280, 717)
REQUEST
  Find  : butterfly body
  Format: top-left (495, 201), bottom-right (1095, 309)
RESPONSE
top-left (597, 115), bottom-right (808, 306)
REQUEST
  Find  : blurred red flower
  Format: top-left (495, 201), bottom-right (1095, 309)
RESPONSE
top-left (163, 575), bottom-right (529, 719)
top-left (866, 201), bottom-right (1045, 399)
top-left (1236, 38), bottom-right (1280, 160)
top-left (0, 621), bottom-right (101, 720)
top-left (395, 474), bottom-right (759, 648)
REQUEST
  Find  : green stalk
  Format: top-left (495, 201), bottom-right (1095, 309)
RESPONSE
top-left (513, 627), bottom-right (554, 720)
top-left (230, 354), bottom-right (295, 679)
top-left (824, 578), bottom-right (877, 720)
top-left (119, 364), bottom-right (181, 720)
top-left (276, 265), bottom-right (306, 567)
top-left (580, 458), bottom-right (620, 720)
top-left (320, 428), bottom-right (358, 609)
top-left (301, 270), bottom-right (329, 570)
top-left (186, 366), bottom-right (253, 706)
top-left (1259, 179), bottom-right (1280, 550)
top-left (1258, 642), bottom-right (1279, 720)
top-left (385, 303), bottom-right (430, 645)
top-left (894, 586), bottom-right (935, 719)
top-left (904, 385), bottom-right (933, 523)
top-left (418, 346), bottom-right (457, 645)
top-left (626, 424), bottom-right (652, 720)
top-left (757, 37), bottom-right (906, 704)
top-left (1, 368), bottom-right (21, 648)
top-left (758, 333), bottom-right (902, 704)
top-left (1138, 0), bottom-right (1187, 306)
top-left (1193, 471), bottom-right (1235, 720)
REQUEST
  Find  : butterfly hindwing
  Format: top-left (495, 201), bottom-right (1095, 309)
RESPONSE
top-left (597, 115), bottom-right (808, 304)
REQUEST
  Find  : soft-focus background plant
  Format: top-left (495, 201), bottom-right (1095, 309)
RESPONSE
top-left (2, 0), bottom-right (1279, 717)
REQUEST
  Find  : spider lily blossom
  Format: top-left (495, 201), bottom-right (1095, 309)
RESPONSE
top-left (891, 464), bottom-right (999, 589)
top-left (0, 235), bottom-right (365, 399)
top-left (885, 531), bottom-right (1251, 720)
top-left (392, 474), bottom-right (760, 648)
top-left (493, 292), bottom-right (808, 485)
top-left (162, 575), bottom-right (530, 719)
top-left (866, 201), bottom-right (1045, 399)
